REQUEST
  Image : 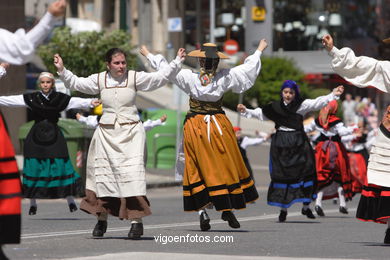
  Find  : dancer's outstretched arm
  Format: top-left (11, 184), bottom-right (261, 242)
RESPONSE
top-left (323, 34), bottom-right (390, 93)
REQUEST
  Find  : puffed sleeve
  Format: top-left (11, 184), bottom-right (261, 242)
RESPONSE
top-left (240, 107), bottom-right (264, 121)
top-left (220, 50), bottom-right (263, 93)
top-left (0, 12), bottom-right (56, 64)
top-left (66, 97), bottom-right (94, 110)
top-left (0, 95), bottom-right (26, 107)
top-left (136, 56), bottom-right (182, 92)
top-left (298, 92), bottom-right (338, 114)
top-left (329, 47), bottom-right (390, 93)
top-left (58, 68), bottom-right (100, 95)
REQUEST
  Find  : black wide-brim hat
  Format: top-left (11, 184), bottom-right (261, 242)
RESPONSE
top-left (188, 43), bottom-right (229, 59)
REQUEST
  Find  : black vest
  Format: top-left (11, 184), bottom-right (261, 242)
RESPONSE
top-left (262, 98), bottom-right (305, 130)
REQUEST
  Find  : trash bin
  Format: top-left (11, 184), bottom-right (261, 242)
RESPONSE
top-left (142, 108), bottom-right (185, 169)
top-left (18, 118), bottom-right (93, 185)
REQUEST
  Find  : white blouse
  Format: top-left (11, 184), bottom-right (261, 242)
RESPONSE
top-left (58, 57), bottom-right (183, 95)
top-left (77, 115), bottom-right (163, 131)
top-left (146, 50), bottom-right (263, 102)
top-left (0, 13), bottom-right (56, 64)
top-left (239, 135), bottom-right (266, 150)
top-left (329, 47), bottom-right (390, 93)
top-left (241, 92), bottom-right (338, 131)
top-left (304, 120), bottom-right (355, 137)
top-left (0, 94), bottom-right (94, 111)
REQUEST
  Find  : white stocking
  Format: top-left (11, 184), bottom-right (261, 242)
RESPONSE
top-left (337, 186), bottom-right (346, 207)
top-left (316, 190), bottom-right (324, 207)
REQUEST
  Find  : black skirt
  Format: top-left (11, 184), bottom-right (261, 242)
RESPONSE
top-left (267, 130), bottom-right (317, 208)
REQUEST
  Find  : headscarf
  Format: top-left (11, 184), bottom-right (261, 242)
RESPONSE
top-left (233, 126), bottom-right (242, 132)
top-left (280, 80), bottom-right (301, 99)
top-left (318, 100), bottom-right (339, 130)
top-left (279, 80), bottom-right (303, 112)
top-left (38, 72), bottom-right (55, 81)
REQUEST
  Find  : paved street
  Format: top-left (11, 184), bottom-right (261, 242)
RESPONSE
top-left (4, 144), bottom-right (390, 260)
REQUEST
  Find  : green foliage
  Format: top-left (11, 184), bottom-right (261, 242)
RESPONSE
top-left (223, 55), bottom-right (331, 110)
top-left (38, 27), bottom-right (136, 77)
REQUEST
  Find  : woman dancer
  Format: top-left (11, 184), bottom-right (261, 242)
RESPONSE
top-left (0, 72), bottom-right (99, 215)
top-left (54, 47), bottom-right (184, 239)
top-left (323, 33), bottom-right (390, 243)
top-left (238, 81), bottom-right (344, 222)
top-left (304, 100), bottom-right (356, 216)
top-left (140, 40), bottom-right (267, 231)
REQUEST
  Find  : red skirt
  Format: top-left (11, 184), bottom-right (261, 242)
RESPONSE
top-left (315, 140), bottom-right (352, 200)
top-left (0, 113), bottom-right (21, 244)
top-left (348, 152), bottom-right (367, 194)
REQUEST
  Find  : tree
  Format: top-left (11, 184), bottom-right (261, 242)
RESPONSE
top-left (38, 27), bottom-right (136, 77)
top-left (223, 55), bottom-right (329, 110)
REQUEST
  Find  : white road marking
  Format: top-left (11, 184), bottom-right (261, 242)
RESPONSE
top-left (21, 208), bottom-right (357, 239)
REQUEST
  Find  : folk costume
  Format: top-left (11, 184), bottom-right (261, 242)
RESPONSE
top-left (242, 81), bottom-right (339, 221)
top-left (327, 42), bottom-right (390, 243)
top-left (0, 86), bottom-right (94, 210)
top-left (305, 100), bottom-right (355, 215)
top-left (146, 43), bottom-right (261, 230)
top-left (58, 54), bottom-right (182, 238)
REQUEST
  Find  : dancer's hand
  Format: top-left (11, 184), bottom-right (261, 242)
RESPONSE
top-left (0, 63), bottom-right (9, 70)
top-left (257, 39), bottom-right (268, 52)
top-left (177, 48), bottom-right (186, 61)
top-left (90, 99), bottom-right (101, 107)
top-left (140, 45), bottom-right (150, 57)
top-left (322, 34), bottom-right (334, 52)
top-left (53, 54), bottom-right (64, 72)
top-left (237, 104), bottom-right (247, 113)
top-left (160, 114), bottom-right (167, 123)
top-left (332, 85), bottom-right (344, 97)
top-left (48, 0), bottom-right (67, 17)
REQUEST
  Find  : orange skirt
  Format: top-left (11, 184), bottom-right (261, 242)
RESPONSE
top-left (182, 113), bottom-right (258, 211)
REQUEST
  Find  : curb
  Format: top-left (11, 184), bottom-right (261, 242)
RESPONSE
top-left (146, 181), bottom-right (182, 189)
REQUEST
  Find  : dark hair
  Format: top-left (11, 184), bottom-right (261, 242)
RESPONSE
top-left (105, 48), bottom-right (127, 63)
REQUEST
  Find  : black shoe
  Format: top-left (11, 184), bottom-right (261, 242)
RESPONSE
top-left (221, 211), bottom-right (240, 228)
top-left (315, 205), bottom-right (325, 217)
top-left (278, 210), bottom-right (287, 222)
top-left (69, 203), bottom-right (78, 212)
top-left (128, 223), bottom-right (144, 239)
top-left (339, 206), bottom-right (348, 214)
top-left (200, 211), bottom-right (211, 231)
top-left (384, 228), bottom-right (390, 244)
top-left (92, 220), bottom-right (107, 237)
top-left (301, 208), bottom-right (316, 219)
top-left (28, 206), bottom-right (37, 215)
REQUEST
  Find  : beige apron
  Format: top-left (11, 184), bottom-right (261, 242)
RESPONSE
top-left (85, 71), bottom-right (146, 198)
